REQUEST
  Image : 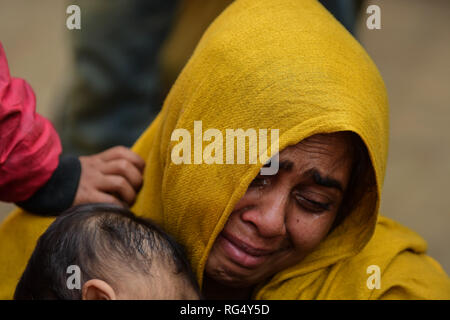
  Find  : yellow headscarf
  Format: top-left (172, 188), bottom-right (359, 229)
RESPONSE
top-left (0, 0), bottom-right (449, 299)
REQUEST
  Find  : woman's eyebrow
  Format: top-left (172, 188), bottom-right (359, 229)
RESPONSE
top-left (263, 160), bottom-right (293, 171)
top-left (307, 169), bottom-right (343, 192)
top-left (262, 161), bottom-right (343, 192)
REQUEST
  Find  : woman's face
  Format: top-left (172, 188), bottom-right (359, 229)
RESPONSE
top-left (205, 132), bottom-right (355, 288)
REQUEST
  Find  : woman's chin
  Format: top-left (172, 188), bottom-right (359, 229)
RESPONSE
top-left (206, 258), bottom-right (265, 288)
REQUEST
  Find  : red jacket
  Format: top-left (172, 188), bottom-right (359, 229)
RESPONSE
top-left (0, 42), bottom-right (61, 202)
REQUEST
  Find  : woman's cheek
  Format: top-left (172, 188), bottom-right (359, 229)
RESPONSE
top-left (286, 212), bottom-right (335, 251)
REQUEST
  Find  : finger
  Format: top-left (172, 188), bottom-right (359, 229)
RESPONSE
top-left (100, 175), bottom-right (136, 205)
top-left (101, 159), bottom-right (143, 190)
top-left (88, 191), bottom-right (125, 207)
top-left (99, 146), bottom-right (145, 172)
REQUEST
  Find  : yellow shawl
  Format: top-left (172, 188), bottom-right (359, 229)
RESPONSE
top-left (0, 0), bottom-right (449, 299)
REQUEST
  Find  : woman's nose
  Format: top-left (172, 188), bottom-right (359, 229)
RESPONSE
top-left (240, 189), bottom-right (288, 238)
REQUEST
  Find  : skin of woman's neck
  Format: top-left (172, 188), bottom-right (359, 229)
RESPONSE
top-left (202, 275), bottom-right (254, 300)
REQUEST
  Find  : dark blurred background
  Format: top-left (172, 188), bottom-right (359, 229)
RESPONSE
top-left (0, 0), bottom-right (449, 273)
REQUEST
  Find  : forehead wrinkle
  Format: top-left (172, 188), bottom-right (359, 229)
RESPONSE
top-left (292, 139), bottom-right (335, 157)
top-left (299, 134), bottom-right (354, 160)
top-left (284, 143), bottom-right (335, 167)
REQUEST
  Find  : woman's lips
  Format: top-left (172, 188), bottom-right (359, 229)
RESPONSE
top-left (218, 232), bottom-right (275, 269)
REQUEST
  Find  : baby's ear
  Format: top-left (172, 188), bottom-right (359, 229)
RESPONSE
top-left (82, 279), bottom-right (116, 300)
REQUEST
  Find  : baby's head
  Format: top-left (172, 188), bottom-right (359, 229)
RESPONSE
top-left (14, 204), bottom-right (201, 300)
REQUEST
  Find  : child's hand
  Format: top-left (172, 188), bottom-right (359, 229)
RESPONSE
top-left (74, 146), bottom-right (145, 207)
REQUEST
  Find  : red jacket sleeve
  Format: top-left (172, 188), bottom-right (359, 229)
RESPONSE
top-left (0, 42), bottom-right (62, 202)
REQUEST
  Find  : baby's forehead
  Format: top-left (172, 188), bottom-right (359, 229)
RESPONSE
top-left (116, 260), bottom-right (197, 299)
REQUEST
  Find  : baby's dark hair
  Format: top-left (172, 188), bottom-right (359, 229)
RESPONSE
top-left (14, 203), bottom-right (200, 299)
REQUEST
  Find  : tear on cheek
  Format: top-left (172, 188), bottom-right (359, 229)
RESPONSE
top-left (311, 213), bottom-right (322, 221)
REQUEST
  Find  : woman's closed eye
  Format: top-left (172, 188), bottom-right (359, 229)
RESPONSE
top-left (293, 191), bottom-right (331, 213)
